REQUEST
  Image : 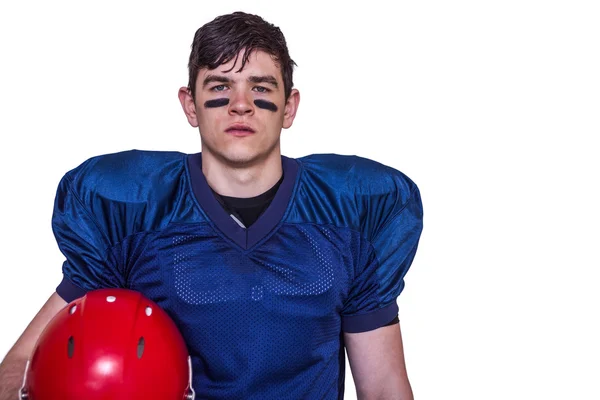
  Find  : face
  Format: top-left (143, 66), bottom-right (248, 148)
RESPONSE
top-left (179, 50), bottom-right (300, 168)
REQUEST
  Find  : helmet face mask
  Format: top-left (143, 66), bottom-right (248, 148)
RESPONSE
top-left (20, 289), bottom-right (195, 400)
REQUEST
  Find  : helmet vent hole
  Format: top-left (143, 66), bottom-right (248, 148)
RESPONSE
top-left (137, 337), bottom-right (145, 359)
top-left (106, 296), bottom-right (116, 303)
top-left (69, 305), bottom-right (77, 314)
top-left (145, 306), bottom-right (152, 316)
top-left (67, 336), bottom-right (75, 358)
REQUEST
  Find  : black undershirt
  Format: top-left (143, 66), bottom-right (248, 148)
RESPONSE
top-left (210, 175), bottom-right (284, 228)
top-left (209, 175), bottom-right (399, 328)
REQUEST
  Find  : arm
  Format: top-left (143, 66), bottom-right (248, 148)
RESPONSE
top-left (0, 293), bottom-right (67, 400)
top-left (345, 321), bottom-right (413, 400)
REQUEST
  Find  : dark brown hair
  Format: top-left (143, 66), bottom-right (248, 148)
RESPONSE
top-left (187, 12), bottom-right (297, 100)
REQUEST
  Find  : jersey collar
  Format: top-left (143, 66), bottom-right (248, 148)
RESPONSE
top-left (187, 153), bottom-right (300, 250)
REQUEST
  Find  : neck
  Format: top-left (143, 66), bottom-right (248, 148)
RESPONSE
top-left (201, 149), bottom-right (283, 198)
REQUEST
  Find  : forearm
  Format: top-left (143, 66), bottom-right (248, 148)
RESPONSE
top-left (0, 353), bottom-right (27, 400)
top-left (357, 385), bottom-right (414, 400)
top-left (0, 292), bottom-right (65, 400)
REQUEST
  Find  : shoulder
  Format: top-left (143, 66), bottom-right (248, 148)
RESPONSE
top-left (54, 150), bottom-right (190, 241)
top-left (298, 153), bottom-right (416, 200)
top-left (63, 150), bottom-right (188, 200)
top-left (293, 154), bottom-right (421, 238)
top-left (60, 149), bottom-right (190, 204)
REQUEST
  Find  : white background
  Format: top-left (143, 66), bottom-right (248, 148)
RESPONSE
top-left (1, 1), bottom-right (599, 399)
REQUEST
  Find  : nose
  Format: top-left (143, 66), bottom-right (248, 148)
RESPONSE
top-left (228, 89), bottom-right (254, 116)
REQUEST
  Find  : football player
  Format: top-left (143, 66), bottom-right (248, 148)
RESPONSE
top-left (0, 11), bottom-right (423, 400)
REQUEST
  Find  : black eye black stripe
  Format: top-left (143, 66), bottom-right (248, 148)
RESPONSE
top-left (254, 100), bottom-right (278, 112)
top-left (204, 98), bottom-right (230, 108)
top-left (203, 98), bottom-right (278, 112)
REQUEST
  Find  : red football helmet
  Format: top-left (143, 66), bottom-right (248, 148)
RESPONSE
top-left (19, 288), bottom-right (195, 400)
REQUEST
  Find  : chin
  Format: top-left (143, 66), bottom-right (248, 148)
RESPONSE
top-left (203, 139), bottom-right (279, 167)
top-left (219, 150), bottom-right (264, 167)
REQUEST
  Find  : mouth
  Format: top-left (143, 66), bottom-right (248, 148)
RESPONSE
top-left (226, 124), bottom-right (255, 136)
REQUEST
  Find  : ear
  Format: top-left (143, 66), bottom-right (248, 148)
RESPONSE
top-left (178, 87), bottom-right (199, 128)
top-left (282, 89), bottom-right (300, 129)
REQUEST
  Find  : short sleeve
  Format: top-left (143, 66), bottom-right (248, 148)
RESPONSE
top-left (52, 174), bottom-right (124, 302)
top-left (341, 185), bottom-right (423, 333)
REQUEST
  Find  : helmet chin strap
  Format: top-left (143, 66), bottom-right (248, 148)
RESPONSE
top-left (18, 360), bottom-right (30, 399)
top-left (186, 356), bottom-right (196, 400)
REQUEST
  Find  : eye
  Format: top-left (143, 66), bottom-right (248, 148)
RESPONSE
top-left (253, 86), bottom-right (270, 93)
top-left (211, 85), bottom-right (228, 92)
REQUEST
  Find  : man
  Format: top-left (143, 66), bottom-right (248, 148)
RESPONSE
top-left (0, 11), bottom-right (422, 400)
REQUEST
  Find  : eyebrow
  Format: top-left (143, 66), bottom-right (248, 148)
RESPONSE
top-left (248, 75), bottom-right (279, 88)
top-left (203, 75), bottom-right (231, 87)
top-left (202, 74), bottom-right (279, 88)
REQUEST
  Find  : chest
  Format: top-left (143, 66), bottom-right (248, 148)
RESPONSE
top-left (125, 223), bottom-right (359, 329)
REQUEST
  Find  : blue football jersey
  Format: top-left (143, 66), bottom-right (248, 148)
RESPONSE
top-left (52, 150), bottom-right (423, 399)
